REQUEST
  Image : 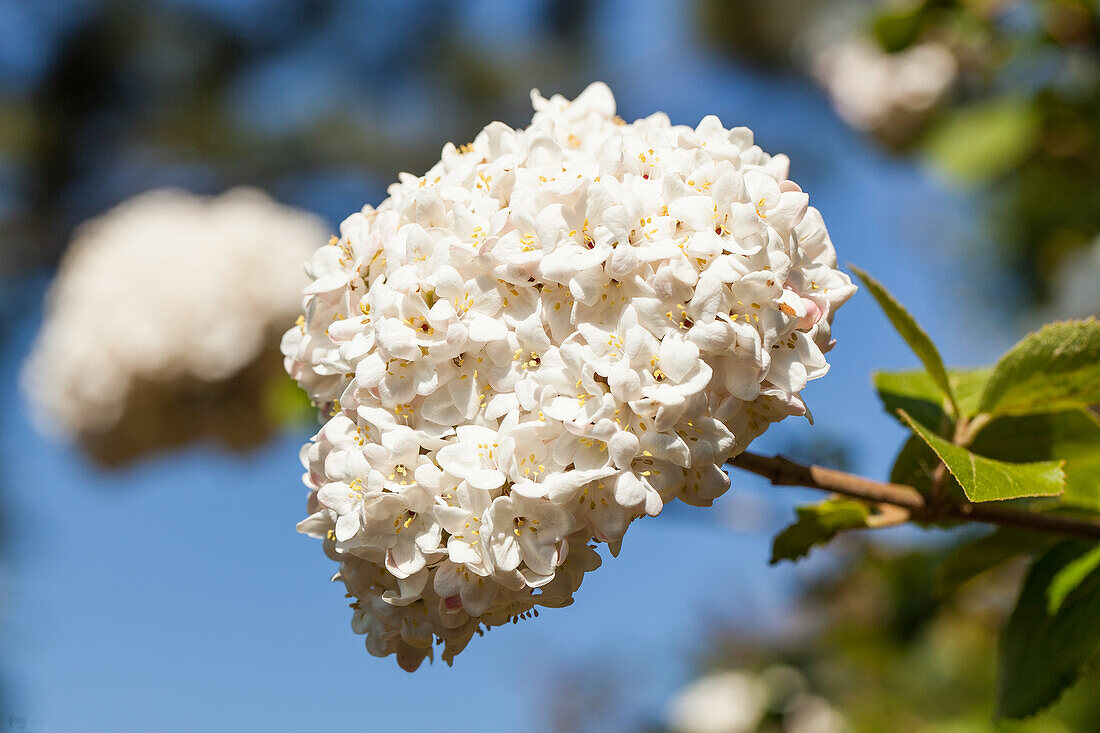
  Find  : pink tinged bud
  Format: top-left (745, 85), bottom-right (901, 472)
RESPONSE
top-left (444, 594), bottom-right (463, 610)
top-left (798, 297), bottom-right (822, 330)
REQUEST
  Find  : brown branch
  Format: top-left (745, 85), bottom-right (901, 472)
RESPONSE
top-left (729, 451), bottom-right (1100, 542)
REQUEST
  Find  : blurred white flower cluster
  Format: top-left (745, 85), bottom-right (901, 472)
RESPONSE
top-left (285, 82), bottom-right (854, 669)
top-left (813, 38), bottom-right (957, 136)
top-left (667, 667), bottom-right (849, 733)
top-left (668, 671), bottom-right (770, 733)
top-left (25, 187), bottom-right (327, 438)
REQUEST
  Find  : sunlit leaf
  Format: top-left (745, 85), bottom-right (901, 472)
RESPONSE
top-left (969, 409), bottom-right (1100, 511)
top-left (951, 368), bottom-right (993, 420)
top-left (899, 410), bottom-right (1064, 502)
top-left (978, 319), bottom-right (1100, 418)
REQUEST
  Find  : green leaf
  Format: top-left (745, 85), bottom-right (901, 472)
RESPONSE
top-left (852, 266), bottom-right (959, 416)
top-left (998, 542), bottom-right (1100, 719)
top-left (935, 529), bottom-right (1055, 597)
top-left (770, 499), bottom-right (872, 564)
top-left (1048, 543), bottom-right (1100, 614)
top-left (889, 433), bottom-right (963, 501)
top-left (969, 409), bottom-right (1100, 511)
top-left (890, 434), bottom-right (941, 494)
top-left (925, 97), bottom-right (1040, 182)
top-left (874, 370), bottom-right (949, 432)
top-left (978, 319), bottom-right (1100, 418)
top-left (952, 368), bottom-right (994, 420)
top-left (873, 367), bottom-right (991, 430)
top-left (899, 410), bottom-right (1065, 502)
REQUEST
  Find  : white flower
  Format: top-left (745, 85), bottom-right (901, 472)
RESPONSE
top-left (285, 82), bottom-right (854, 669)
top-left (483, 493), bottom-right (574, 579)
top-left (434, 483), bottom-right (493, 570)
top-left (23, 187), bottom-right (327, 460)
top-left (813, 38), bottom-right (957, 137)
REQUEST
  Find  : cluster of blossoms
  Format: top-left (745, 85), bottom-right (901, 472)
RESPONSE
top-left (25, 188), bottom-right (327, 441)
top-left (284, 82), bottom-right (854, 669)
top-left (812, 38), bottom-right (957, 140)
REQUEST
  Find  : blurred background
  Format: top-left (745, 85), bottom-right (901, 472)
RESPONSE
top-left (0, 0), bottom-right (1097, 730)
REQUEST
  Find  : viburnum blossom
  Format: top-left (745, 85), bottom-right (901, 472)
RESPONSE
top-left (285, 82), bottom-right (855, 669)
top-left (24, 188), bottom-right (327, 458)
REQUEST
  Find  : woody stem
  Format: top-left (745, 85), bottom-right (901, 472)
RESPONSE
top-left (728, 451), bottom-right (1100, 542)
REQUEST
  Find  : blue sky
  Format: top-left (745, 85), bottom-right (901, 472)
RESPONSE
top-left (0, 1), bottom-right (1026, 731)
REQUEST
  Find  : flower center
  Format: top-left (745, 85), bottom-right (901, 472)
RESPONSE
top-left (393, 510), bottom-right (416, 533)
top-left (513, 516), bottom-right (540, 536)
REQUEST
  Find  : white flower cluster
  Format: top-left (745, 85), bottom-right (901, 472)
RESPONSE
top-left (25, 187), bottom-right (327, 437)
top-left (285, 82), bottom-right (854, 670)
top-left (813, 38), bottom-right (957, 135)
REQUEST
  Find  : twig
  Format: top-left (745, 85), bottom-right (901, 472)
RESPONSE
top-left (729, 451), bottom-right (1100, 542)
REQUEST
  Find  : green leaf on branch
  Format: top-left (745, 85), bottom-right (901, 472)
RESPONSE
top-left (770, 499), bottom-right (872, 564)
top-left (978, 319), bottom-right (1100, 418)
top-left (1047, 543), bottom-right (1100, 614)
top-left (969, 409), bottom-right (1100, 511)
top-left (851, 266), bottom-right (959, 416)
top-left (899, 410), bottom-right (1064, 502)
top-left (998, 542), bottom-right (1100, 719)
top-left (874, 367), bottom-right (991, 429)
